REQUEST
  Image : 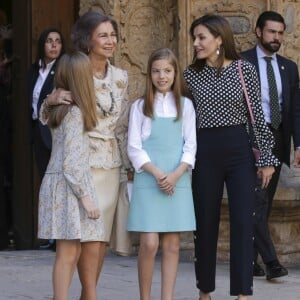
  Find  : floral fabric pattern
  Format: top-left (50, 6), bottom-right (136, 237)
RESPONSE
top-left (40, 61), bottom-right (131, 171)
top-left (38, 106), bottom-right (104, 241)
top-left (88, 61), bottom-right (131, 170)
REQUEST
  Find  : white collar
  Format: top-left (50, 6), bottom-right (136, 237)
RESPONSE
top-left (256, 45), bottom-right (277, 62)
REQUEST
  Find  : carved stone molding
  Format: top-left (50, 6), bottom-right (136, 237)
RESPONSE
top-left (79, 0), bottom-right (113, 16)
top-left (178, 0), bottom-right (269, 68)
top-left (178, 0), bottom-right (300, 70)
top-left (115, 0), bottom-right (178, 99)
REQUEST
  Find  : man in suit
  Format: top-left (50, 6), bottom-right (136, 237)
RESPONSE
top-left (241, 11), bottom-right (300, 281)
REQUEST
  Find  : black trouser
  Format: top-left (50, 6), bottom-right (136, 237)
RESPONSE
top-left (253, 125), bottom-right (284, 263)
top-left (192, 125), bottom-right (256, 296)
top-left (266, 126), bottom-right (284, 216)
top-left (33, 121), bottom-right (51, 179)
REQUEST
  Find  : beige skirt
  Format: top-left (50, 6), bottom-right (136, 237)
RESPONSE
top-left (89, 167), bottom-right (120, 242)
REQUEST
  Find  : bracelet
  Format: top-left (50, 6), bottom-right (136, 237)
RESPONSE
top-left (44, 97), bottom-right (53, 112)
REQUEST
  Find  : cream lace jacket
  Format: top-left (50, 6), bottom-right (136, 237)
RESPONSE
top-left (40, 61), bottom-right (131, 171)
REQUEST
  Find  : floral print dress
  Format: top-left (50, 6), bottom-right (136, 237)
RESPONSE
top-left (38, 106), bottom-right (103, 240)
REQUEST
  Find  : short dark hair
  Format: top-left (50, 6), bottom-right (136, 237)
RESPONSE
top-left (36, 28), bottom-right (65, 68)
top-left (71, 11), bottom-right (119, 54)
top-left (256, 11), bottom-right (286, 30)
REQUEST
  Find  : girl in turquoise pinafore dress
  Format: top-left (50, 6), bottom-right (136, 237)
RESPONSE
top-left (127, 48), bottom-right (196, 299)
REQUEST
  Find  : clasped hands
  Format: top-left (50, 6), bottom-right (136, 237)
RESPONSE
top-left (156, 172), bottom-right (179, 196)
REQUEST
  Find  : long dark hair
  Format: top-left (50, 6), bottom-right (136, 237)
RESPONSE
top-left (35, 28), bottom-right (65, 68)
top-left (189, 14), bottom-right (240, 72)
top-left (71, 11), bottom-right (119, 54)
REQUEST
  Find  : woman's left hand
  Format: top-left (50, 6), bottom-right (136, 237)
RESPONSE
top-left (257, 166), bottom-right (275, 188)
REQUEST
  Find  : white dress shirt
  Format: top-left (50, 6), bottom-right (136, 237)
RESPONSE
top-left (32, 59), bottom-right (55, 120)
top-left (256, 46), bottom-right (283, 124)
top-left (128, 91), bottom-right (197, 172)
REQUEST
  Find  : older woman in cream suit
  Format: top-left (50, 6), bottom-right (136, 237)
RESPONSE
top-left (41, 11), bottom-right (132, 300)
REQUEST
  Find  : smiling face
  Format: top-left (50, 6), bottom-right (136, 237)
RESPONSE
top-left (151, 59), bottom-right (175, 95)
top-left (256, 20), bottom-right (284, 55)
top-left (44, 32), bottom-right (62, 64)
top-left (192, 24), bottom-right (222, 66)
top-left (89, 21), bottom-right (118, 59)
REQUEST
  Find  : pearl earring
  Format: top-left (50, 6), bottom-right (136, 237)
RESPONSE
top-left (216, 47), bottom-right (220, 56)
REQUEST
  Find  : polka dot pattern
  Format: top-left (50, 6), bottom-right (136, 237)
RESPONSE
top-left (264, 56), bottom-right (282, 129)
top-left (183, 60), bottom-right (280, 167)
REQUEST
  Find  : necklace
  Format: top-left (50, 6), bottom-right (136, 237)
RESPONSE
top-left (93, 71), bottom-right (105, 80)
top-left (95, 81), bottom-right (116, 117)
top-left (93, 63), bottom-right (107, 80)
top-left (96, 90), bottom-right (116, 117)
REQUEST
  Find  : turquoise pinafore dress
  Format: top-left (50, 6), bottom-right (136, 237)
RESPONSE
top-left (127, 101), bottom-right (196, 232)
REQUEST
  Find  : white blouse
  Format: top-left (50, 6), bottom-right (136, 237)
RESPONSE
top-left (128, 91), bottom-right (197, 172)
top-left (32, 59), bottom-right (55, 120)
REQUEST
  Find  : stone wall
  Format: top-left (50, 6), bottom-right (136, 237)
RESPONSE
top-left (80, 0), bottom-right (300, 263)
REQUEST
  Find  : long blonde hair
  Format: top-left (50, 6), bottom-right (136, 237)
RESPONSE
top-left (48, 51), bottom-right (97, 131)
top-left (143, 48), bottom-right (183, 121)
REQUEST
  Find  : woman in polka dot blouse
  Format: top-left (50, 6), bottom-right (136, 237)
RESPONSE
top-left (183, 14), bottom-right (280, 300)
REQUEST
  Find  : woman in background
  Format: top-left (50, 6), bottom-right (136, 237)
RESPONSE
top-left (28, 28), bottom-right (65, 250)
top-left (28, 28), bottom-right (65, 178)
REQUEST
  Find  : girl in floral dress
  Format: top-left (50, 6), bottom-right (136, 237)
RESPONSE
top-left (38, 51), bottom-right (102, 300)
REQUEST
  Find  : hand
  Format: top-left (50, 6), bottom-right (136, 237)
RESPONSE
top-left (157, 173), bottom-right (177, 196)
top-left (257, 166), bottom-right (275, 188)
top-left (141, 163), bottom-right (173, 195)
top-left (81, 196), bottom-right (100, 219)
top-left (158, 172), bottom-right (180, 195)
top-left (127, 169), bottom-right (134, 182)
top-left (293, 148), bottom-right (300, 168)
top-left (46, 88), bottom-right (73, 106)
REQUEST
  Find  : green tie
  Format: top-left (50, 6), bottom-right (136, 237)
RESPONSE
top-left (264, 56), bottom-right (281, 129)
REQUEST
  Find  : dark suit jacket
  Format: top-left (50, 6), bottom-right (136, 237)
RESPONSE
top-left (241, 47), bottom-right (300, 166)
top-left (28, 61), bottom-right (57, 150)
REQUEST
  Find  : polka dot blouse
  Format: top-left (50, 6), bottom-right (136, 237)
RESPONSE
top-left (183, 59), bottom-right (280, 167)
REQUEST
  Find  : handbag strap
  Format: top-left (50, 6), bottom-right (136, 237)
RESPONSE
top-left (238, 60), bottom-right (255, 124)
